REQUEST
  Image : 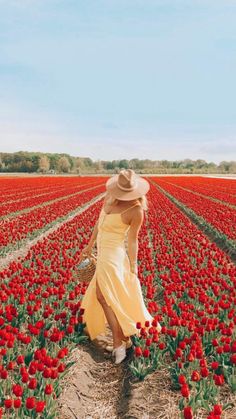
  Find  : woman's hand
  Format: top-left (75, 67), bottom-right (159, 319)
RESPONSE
top-left (130, 261), bottom-right (138, 275)
top-left (78, 245), bottom-right (92, 264)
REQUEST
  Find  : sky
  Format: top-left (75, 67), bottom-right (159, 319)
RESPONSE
top-left (0, 0), bottom-right (236, 164)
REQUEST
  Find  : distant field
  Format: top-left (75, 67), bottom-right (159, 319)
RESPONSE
top-left (0, 172), bottom-right (235, 178)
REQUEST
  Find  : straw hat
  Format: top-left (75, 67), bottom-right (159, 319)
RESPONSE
top-left (105, 169), bottom-right (150, 201)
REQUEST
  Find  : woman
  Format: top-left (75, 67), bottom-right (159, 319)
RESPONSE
top-left (79, 169), bottom-right (161, 364)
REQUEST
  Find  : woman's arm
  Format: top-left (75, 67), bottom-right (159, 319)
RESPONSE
top-left (78, 193), bottom-right (109, 263)
top-left (127, 208), bottom-right (144, 274)
top-left (86, 194), bottom-right (109, 251)
top-left (87, 219), bottom-right (99, 250)
top-left (78, 219), bottom-right (98, 263)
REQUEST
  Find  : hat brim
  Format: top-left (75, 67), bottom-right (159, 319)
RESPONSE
top-left (105, 175), bottom-right (150, 201)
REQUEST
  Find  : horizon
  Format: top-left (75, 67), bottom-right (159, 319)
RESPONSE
top-left (0, 0), bottom-right (236, 164)
top-left (0, 149), bottom-right (234, 166)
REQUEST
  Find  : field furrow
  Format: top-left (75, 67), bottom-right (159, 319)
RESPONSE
top-left (151, 177), bottom-right (236, 243)
top-left (0, 183), bottom-right (106, 257)
top-left (0, 178), bottom-right (105, 217)
top-left (154, 176), bottom-right (236, 206)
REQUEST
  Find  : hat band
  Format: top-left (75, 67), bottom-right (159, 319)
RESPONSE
top-left (117, 179), bottom-right (137, 192)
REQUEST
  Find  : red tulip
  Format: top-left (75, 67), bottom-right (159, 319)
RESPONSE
top-left (213, 405), bottom-right (223, 415)
top-left (181, 384), bottom-right (190, 397)
top-left (16, 355), bottom-right (24, 365)
top-left (178, 374), bottom-right (186, 385)
top-left (35, 401), bottom-right (46, 413)
top-left (12, 384), bottom-right (23, 397)
top-left (230, 354), bottom-right (236, 364)
top-left (159, 342), bottom-right (165, 350)
top-left (14, 399), bottom-right (22, 409)
top-left (201, 367), bottom-right (209, 378)
top-left (143, 348), bottom-right (150, 358)
top-left (191, 370), bottom-right (201, 382)
top-left (45, 384), bottom-right (53, 395)
top-left (211, 361), bottom-right (219, 370)
top-left (26, 397), bottom-right (36, 409)
top-left (183, 406), bottom-right (193, 419)
top-left (214, 374), bottom-right (224, 386)
top-left (28, 378), bottom-right (37, 390)
top-left (4, 399), bottom-right (13, 409)
top-left (0, 369), bottom-right (8, 379)
top-left (134, 347), bottom-right (142, 357)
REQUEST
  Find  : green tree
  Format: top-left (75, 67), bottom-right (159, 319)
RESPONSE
top-left (39, 155), bottom-right (50, 173)
top-left (57, 156), bottom-right (70, 173)
top-left (119, 159), bottom-right (129, 169)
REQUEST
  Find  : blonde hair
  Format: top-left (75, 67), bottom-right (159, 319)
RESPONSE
top-left (105, 191), bottom-right (148, 211)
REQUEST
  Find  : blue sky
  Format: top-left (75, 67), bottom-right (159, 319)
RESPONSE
top-left (0, 0), bottom-right (235, 163)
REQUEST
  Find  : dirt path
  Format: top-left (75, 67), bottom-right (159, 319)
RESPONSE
top-left (0, 192), bottom-right (105, 271)
top-left (58, 326), bottom-right (183, 419)
top-left (58, 330), bottom-right (235, 419)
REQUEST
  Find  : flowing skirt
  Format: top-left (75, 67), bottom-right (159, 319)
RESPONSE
top-left (80, 245), bottom-right (154, 340)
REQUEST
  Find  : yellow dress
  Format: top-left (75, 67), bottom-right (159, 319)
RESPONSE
top-left (80, 204), bottom-right (155, 341)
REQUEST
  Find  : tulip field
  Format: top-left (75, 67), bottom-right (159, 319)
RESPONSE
top-left (151, 177), bottom-right (236, 246)
top-left (0, 175), bottom-right (236, 418)
top-left (0, 177), bottom-right (105, 257)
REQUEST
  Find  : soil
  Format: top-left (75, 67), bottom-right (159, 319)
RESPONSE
top-left (58, 326), bottom-right (182, 419)
top-left (57, 325), bottom-right (236, 419)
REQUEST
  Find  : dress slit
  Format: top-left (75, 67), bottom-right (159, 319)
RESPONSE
top-left (95, 271), bottom-right (128, 337)
top-left (95, 272), bottom-right (111, 308)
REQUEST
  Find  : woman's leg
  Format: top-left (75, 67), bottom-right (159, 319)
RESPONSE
top-left (96, 280), bottom-right (127, 348)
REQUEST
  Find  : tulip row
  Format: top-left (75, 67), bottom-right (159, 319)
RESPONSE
top-left (0, 176), bottom-right (101, 203)
top-left (0, 177), bottom-right (62, 203)
top-left (0, 195), bottom-right (105, 418)
top-left (151, 177), bottom-right (236, 243)
top-left (0, 177), bottom-right (105, 217)
top-left (130, 182), bottom-right (236, 418)
top-left (0, 179), bottom-right (77, 208)
top-left (0, 184), bottom-right (106, 257)
top-left (152, 176), bottom-right (236, 206)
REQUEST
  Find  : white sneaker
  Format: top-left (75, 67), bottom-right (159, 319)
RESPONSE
top-left (112, 343), bottom-right (126, 364)
top-left (105, 338), bottom-right (132, 353)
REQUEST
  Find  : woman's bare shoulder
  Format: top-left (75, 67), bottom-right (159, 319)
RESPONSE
top-left (102, 194), bottom-right (112, 212)
top-left (132, 204), bottom-right (144, 218)
top-left (102, 194), bottom-right (109, 206)
top-left (124, 204), bottom-right (144, 226)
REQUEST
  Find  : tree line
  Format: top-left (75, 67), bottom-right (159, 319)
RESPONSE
top-left (0, 151), bottom-right (235, 174)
